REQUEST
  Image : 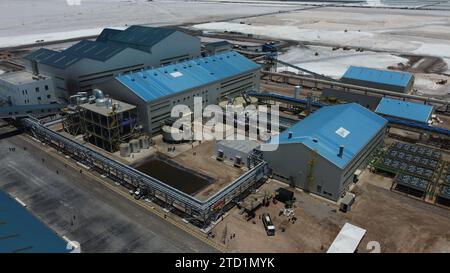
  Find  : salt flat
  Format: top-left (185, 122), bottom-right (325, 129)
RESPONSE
top-left (0, 0), bottom-right (301, 47)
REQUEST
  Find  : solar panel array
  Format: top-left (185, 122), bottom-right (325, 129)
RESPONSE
top-left (395, 173), bottom-right (429, 191)
top-left (392, 142), bottom-right (441, 160)
top-left (386, 149), bottom-right (438, 169)
top-left (441, 185), bottom-right (450, 199)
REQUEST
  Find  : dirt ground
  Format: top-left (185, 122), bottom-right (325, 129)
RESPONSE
top-left (211, 169), bottom-right (450, 253)
top-left (171, 140), bottom-right (245, 201)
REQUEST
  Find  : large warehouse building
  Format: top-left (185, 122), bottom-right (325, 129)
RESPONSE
top-left (262, 103), bottom-right (387, 201)
top-left (341, 66), bottom-right (414, 94)
top-left (99, 51), bottom-right (261, 135)
top-left (23, 25), bottom-right (201, 100)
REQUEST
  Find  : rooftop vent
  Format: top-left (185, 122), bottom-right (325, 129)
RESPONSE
top-left (338, 145), bottom-right (344, 158)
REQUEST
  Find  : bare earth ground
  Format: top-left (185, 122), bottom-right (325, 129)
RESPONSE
top-left (171, 140), bottom-right (245, 200)
top-left (211, 170), bottom-right (450, 253)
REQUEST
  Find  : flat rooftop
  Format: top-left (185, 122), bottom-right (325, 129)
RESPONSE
top-left (0, 71), bottom-right (49, 85)
top-left (217, 139), bottom-right (260, 154)
top-left (80, 99), bottom-right (136, 116)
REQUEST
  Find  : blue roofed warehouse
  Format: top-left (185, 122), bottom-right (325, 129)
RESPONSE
top-left (375, 97), bottom-right (433, 124)
top-left (99, 51), bottom-right (261, 135)
top-left (261, 103), bottom-right (387, 201)
top-left (341, 66), bottom-right (414, 94)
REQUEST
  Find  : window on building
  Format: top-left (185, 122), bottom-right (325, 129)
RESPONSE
top-left (47, 94), bottom-right (51, 99)
top-left (35, 87), bottom-right (39, 92)
top-left (37, 97), bottom-right (41, 101)
top-left (45, 85), bottom-right (49, 91)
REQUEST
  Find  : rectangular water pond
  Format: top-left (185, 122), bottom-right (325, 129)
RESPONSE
top-left (133, 154), bottom-right (213, 196)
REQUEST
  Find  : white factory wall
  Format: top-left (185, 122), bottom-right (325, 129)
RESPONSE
top-left (98, 68), bottom-right (260, 135)
top-left (0, 76), bottom-right (56, 106)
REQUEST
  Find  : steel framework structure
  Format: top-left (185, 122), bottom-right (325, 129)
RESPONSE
top-left (22, 117), bottom-right (268, 227)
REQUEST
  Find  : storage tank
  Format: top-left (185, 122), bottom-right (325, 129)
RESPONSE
top-left (129, 139), bottom-right (141, 153)
top-left (119, 143), bottom-right (131, 157)
top-left (96, 98), bottom-right (108, 107)
top-left (139, 136), bottom-right (150, 149)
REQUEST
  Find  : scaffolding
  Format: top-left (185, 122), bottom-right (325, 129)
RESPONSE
top-left (62, 106), bottom-right (83, 135)
top-left (79, 99), bottom-right (138, 152)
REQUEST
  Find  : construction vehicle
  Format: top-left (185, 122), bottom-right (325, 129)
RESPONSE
top-left (262, 213), bottom-right (275, 236)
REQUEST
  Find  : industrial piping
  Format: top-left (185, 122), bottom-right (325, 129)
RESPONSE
top-left (22, 117), bottom-right (268, 226)
top-left (261, 70), bottom-right (449, 107)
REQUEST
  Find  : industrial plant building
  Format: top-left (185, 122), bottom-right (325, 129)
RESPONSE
top-left (341, 66), bottom-right (414, 94)
top-left (79, 98), bottom-right (138, 152)
top-left (0, 71), bottom-right (61, 118)
top-left (23, 25), bottom-right (201, 99)
top-left (262, 103), bottom-right (387, 201)
top-left (100, 51), bottom-right (261, 135)
top-left (375, 97), bottom-right (433, 124)
top-left (0, 71), bottom-right (57, 106)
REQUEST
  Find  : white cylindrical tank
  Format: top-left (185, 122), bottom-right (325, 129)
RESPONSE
top-left (119, 143), bottom-right (131, 157)
top-left (129, 139), bottom-right (141, 153)
top-left (139, 136), bottom-right (150, 149)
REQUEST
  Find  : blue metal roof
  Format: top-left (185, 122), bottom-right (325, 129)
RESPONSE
top-left (375, 97), bottom-right (433, 123)
top-left (269, 103), bottom-right (387, 169)
top-left (116, 51), bottom-right (260, 102)
top-left (342, 66), bottom-right (413, 88)
top-left (0, 191), bottom-right (70, 253)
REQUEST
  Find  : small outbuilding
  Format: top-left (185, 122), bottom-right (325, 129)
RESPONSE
top-left (216, 139), bottom-right (260, 167)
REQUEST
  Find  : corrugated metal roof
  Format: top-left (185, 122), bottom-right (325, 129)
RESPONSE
top-left (63, 40), bottom-right (126, 62)
top-left (206, 41), bottom-right (231, 47)
top-left (24, 48), bottom-right (81, 69)
top-left (24, 40), bottom-right (126, 69)
top-left (342, 66), bottom-right (413, 88)
top-left (99, 25), bottom-right (177, 52)
top-left (0, 191), bottom-right (69, 253)
top-left (23, 48), bottom-right (58, 62)
top-left (217, 140), bottom-right (260, 154)
top-left (96, 28), bottom-right (122, 43)
top-left (268, 103), bottom-right (387, 169)
top-left (116, 51), bottom-right (260, 102)
top-left (375, 97), bottom-right (433, 123)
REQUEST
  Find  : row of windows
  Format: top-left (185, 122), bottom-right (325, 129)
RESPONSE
top-left (23, 94), bottom-right (52, 104)
top-left (22, 85), bottom-right (49, 95)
